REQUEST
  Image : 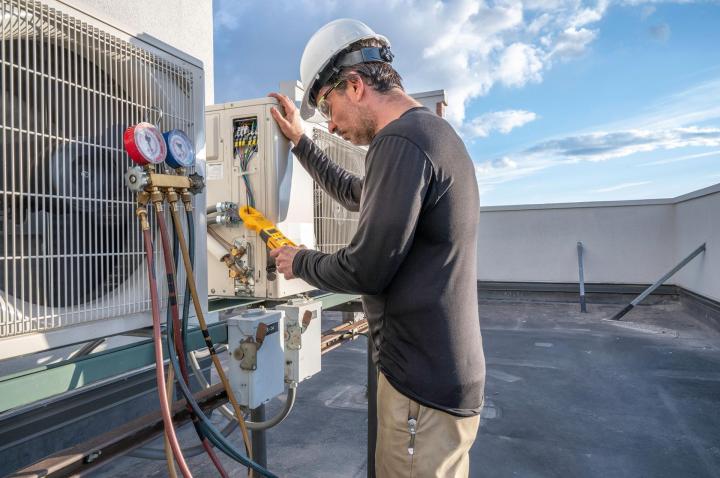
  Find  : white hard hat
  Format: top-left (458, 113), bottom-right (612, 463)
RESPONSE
top-left (299, 19), bottom-right (391, 121)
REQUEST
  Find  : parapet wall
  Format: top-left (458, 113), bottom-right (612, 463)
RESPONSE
top-left (477, 184), bottom-right (719, 302)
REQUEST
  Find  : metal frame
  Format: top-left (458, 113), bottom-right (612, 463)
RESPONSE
top-left (0, 321), bottom-right (227, 413)
top-left (611, 243), bottom-right (706, 320)
top-left (0, 292), bottom-right (360, 474)
top-left (577, 241), bottom-right (587, 313)
top-left (10, 382), bottom-right (228, 478)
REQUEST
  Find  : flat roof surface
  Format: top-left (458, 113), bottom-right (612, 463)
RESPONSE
top-left (93, 299), bottom-right (720, 477)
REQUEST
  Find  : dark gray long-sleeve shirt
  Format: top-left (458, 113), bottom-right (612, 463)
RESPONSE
top-left (292, 107), bottom-right (485, 416)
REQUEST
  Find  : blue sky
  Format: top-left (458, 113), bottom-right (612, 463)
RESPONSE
top-left (213, 0), bottom-right (720, 206)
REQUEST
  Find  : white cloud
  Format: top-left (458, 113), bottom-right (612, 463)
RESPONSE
top-left (592, 181), bottom-right (652, 193)
top-left (464, 110), bottom-right (538, 138)
top-left (641, 149), bottom-right (720, 166)
top-left (641, 5), bottom-right (656, 18)
top-left (475, 125), bottom-right (720, 190)
top-left (214, 0), bottom-right (717, 143)
top-left (526, 127), bottom-right (720, 161)
top-left (213, 0), bottom-right (614, 129)
top-left (496, 43), bottom-right (544, 87)
top-left (475, 156), bottom-right (557, 187)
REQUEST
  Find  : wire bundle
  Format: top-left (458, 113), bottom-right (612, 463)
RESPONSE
top-left (234, 120), bottom-right (258, 208)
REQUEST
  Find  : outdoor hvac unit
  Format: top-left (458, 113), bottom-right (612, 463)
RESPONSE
top-left (205, 97), bottom-right (365, 299)
top-left (0, 0), bottom-right (207, 359)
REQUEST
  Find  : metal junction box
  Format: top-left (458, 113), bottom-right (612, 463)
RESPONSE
top-left (227, 308), bottom-right (285, 409)
top-left (204, 88), bottom-right (367, 300)
top-left (277, 299), bottom-right (322, 383)
top-left (205, 97), bottom-right (316, 299)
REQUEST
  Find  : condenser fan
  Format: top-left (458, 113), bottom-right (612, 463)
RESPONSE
top-left (0, 34), bottom-right (140, 308)
top-left (312, 128), bottom-right (366, 254)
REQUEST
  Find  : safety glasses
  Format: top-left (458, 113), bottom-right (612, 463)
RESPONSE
top-left (316, 79), bottom-right (345, 121)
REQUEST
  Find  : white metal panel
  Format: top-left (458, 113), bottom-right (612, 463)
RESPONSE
top-left (204, 97), bottom-right (366, 299)
top-left (205, 98), bottom-right (315, 299)
top-left (277, 298), bottom-right (321, 383)
top-left (227, 308), bottom-right (285, 409)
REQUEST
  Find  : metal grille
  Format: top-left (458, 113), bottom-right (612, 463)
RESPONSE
top-left (312, 128), bottom-right (366, 254)
top-left (0, 0), bottom-right (196, 339)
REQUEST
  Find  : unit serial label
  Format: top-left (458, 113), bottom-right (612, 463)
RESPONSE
top-left (206, 163), bottom-right (224, 180)
top-left (265, 322), bottom-right (280, 336)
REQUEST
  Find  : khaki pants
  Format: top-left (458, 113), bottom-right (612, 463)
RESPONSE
top-left (375, 372), bottom-right (480, 478)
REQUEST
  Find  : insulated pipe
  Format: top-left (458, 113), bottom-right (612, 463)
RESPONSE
top-left (207, 225), bottom-right (234, 251)
top-left (207, 233), bottom-right (230, 262)
top-left (138, 207), bottom-right (193, 478)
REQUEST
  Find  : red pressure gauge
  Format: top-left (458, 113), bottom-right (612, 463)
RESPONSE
top-left (123, 122), bottom-right (167, 166)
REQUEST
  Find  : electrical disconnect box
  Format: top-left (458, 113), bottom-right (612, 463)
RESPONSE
top-left (277, 299), bottom-right (322, 383)
top-left (205, 97), bottom-right (316, 299)
top-left (227, 308), bottom-right (285, 409)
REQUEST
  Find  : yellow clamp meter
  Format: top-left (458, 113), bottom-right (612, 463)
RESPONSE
top-left (239, 206), bottom-right (296, 250)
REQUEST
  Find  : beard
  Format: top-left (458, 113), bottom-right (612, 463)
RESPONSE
top-left (341, 102), bottom-right (377, 146)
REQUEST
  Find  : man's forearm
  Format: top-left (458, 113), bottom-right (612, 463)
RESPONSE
top-left (292, 135), bottom-right (363, 211)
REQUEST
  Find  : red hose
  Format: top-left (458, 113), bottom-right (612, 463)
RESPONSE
top-left (142, 224), bottom-right (193, 478)
top-left (156, 209), bottom-right (229, 478)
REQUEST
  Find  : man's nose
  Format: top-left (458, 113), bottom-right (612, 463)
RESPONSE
top-left (328, 121), bottom-right (338, 134)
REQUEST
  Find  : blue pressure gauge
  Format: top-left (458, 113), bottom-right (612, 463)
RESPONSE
top-left (163, 129), bottom-right (196, 169)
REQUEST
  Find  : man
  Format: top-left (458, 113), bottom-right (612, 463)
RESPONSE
top-left (268, 19), bottom-right (485, 478)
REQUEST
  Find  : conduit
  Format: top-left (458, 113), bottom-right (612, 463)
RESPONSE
top-left (188, 350), bottom-right (298, 431)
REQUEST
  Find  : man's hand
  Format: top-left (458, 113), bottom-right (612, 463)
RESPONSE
top-left (269, 245), bottom-right (305, 280)
top-left (268, 93), bottom-right (304, 145)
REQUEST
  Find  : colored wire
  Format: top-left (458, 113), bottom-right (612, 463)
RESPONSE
top-left (235, 120), bottom-right (258, 208)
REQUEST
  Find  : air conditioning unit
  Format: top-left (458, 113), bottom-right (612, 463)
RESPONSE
top-left (0, 0), bottom-right (207, 359)
top-left (205, 88), bottom-right (366, 299)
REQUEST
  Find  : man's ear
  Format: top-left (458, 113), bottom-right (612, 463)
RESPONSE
top-left (347, 74), bottom-right (365, 103)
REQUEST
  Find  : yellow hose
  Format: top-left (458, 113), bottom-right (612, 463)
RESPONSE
top-left (167, 202), bottom-right (254, 469)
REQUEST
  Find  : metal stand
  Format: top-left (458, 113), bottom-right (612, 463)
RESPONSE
top-left (367, 334), bottom-right (377, 478)
top-left (612, 243), bottom-right (706, 321)
top-left (577, 242), bottom-right (587, 313)
top-left (251, 404), bottom-right (267, 468)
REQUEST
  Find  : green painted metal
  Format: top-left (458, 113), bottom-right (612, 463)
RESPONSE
top-left (0, 293), bottom-right (359, 413)
top-left (0, 323), bottom-right (227, 414)
top-left (208, 297), bottom-right (266, 312)
top-left (208, 293), bottom-right (360, 313)
top-left (317, 293), bottom-right (361, 310)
